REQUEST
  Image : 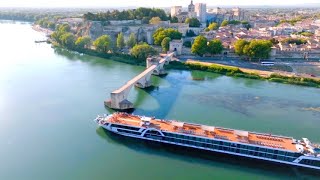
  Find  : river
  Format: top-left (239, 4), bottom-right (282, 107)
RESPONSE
top-left (0, 22), bottom-right (320, 179)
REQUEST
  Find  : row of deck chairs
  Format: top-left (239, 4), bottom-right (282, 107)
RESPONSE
top-left (257, 135), bottom-right (284, 142)
top-left (252, 140), bottom-right (285, 149)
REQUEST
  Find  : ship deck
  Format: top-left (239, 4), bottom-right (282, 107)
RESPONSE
top-left (107, 113), bottom-right (298, 152)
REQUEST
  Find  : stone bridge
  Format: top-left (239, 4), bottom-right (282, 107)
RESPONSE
top-left (104, 53), bottom-right (174, 110)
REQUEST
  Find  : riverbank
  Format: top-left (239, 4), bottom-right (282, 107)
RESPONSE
top-left (184, 60), bottom-right (320, 88)
top-left (45, 28), bottom-right (320, 88)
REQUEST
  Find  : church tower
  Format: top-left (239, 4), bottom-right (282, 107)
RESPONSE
top-left (188, 0), bottom-right (195, 12)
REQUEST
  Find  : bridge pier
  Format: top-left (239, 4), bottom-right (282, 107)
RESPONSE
top-left (105, 53), bottom-right (174, 110)
top-left (147, 57), bottom-right (167, 75)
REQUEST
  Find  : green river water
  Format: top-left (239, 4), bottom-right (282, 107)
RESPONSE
top-left (0, 22), bottom-right (320, 179)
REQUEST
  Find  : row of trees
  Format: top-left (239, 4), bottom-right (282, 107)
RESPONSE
top-left (234, 39), bottom-right (273, 60)
top-left (36, 17), bottom-right (55, 30)
top-left (191, 36), bottom-right (224, 56)
top-left (153, 28), bottom-right (182, 45)
top-left (83, 8), bottom-right (168, 23)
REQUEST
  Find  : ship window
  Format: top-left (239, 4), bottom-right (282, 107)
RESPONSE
top-left (259, 153), bottom-right (266, 157)
top-left (240, 144), bottom-right (247, 149)
top-left (274, 150), bottom-right (278, 154)
top-left (314, 161), bottom-right (320, 167)
top-left (223, 147), bottom-right (229, 151)
top-left (254, 152), bottom-right (259, 156)
top-left (266, 154), bottom-right (273, 158)
top-left (277, 156), bottom-right (284, 160)
top-left (223, 142), bottom-right (230, 146)
top-left (213, 145), bottom-right (218, 149)
top-left (278, 151), bottom-right (285, 155)
top-left (240, 149), bottom-right (247, 154)
top-left (267, 149), bottom-right (274, 153)
top-left (236, 149), bottom-right (240, 153)
top-left (272, 155), bottom-right (278, 159)
top-left (259, 148), bottom-right (266, 152)
top-left (248, 151), bottom-right (254, 155)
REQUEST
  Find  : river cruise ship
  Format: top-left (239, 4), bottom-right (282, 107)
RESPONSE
top-left (94, 113), bottom-right (320, 170)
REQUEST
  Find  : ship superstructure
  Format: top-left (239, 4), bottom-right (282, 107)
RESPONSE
top-left (95, 113), bottom-right (320, 170)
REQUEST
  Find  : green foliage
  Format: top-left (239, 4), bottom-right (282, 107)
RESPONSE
top-left (185, 18), bottom-right (201, 27)
top-left (59, 33), bottom-right (76, 48)
top-left (278, 17), bottom-right (302, 26)
top-left (126, 33), bottom-right (137, 48)
top-left (207, 39), bottom-right (223, 55)
top-left (234, 39), bottom-right (250, 56)
top-left (56, 24), bottom-right (70, 32)
top-left (229, 20), bottom-right (241, 25)
top-left (221, 20), bottom-right (229, 27)
top-left (130, 43), bottom-right (157, 60)
top-left (149, 16), bottom-right (161, 24)
top-left (186, 62), bottom-right (242, 75)
top-left (153, 28), bottom-right (182, 45)
top-left (170, 16), bottom-right (178, 23)
top-left (161, 37), bottom-right (171, 52)
top-left (282, 38), bottom-right (307, 45)
top-left (183, 41), bottom-right (192, 48)
top-left (75, 36), bottom-right (92, 49)
top-left (234, 39), bottom-right (272, 59)
top-left (292, 31), bottom-right (314, 37)
top-left (191, 35), bottom-right (208, 56)
top-left (83, 8), bottom-right (168, 21)
top-left (50, 24), bottom-right (72, 45)
top-left (93, 35), bottom-right (112, 52)
top-left (36, 18), bottom-right (56, 30)
top-left (116, 32), bottom-right (125, 49)
top-left (186, 30), bottom-right (196, 37)
top-left (244, 40), bottom-right (273, 59)
top-left (208, 22), bottom-right (219, 30)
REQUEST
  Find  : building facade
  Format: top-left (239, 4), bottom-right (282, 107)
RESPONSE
top-left (195, 3), bottom-right (207, 22)
top-left (171, 6), bottom-right (182, 17)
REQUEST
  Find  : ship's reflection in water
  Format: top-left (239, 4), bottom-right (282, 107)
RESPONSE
top-left (96, 127), bottom-right (320, 179)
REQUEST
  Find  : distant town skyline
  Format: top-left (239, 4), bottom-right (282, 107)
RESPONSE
top-left (1, 0), bottom-right (320, 8)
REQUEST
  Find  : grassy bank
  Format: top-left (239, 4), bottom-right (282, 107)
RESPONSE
top-left (183, 61), bottom-right (320, 88)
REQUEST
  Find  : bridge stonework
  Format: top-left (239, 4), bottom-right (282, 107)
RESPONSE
top-left (105, 53), bottom-right (174, 110)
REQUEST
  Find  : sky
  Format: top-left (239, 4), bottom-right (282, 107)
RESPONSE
top-left (0, 0), bottom-right (319, 8)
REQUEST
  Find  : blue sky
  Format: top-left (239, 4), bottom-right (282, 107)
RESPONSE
top-left (1, 0), bottom-right (319, 8)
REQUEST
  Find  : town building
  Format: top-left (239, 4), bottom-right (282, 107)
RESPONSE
top-left (169, 40), bottom-right (183, 55)
top-left (171, 6), bottom-right (182, 17)
top-left (195, 3), bottom-right (207, 22)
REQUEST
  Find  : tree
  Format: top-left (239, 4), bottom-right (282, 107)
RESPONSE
top-left (126, 33), bottom-right (137, 48)
top-left (191, 35), bottom-right (208, 56)
top-left (207, 39), bottom-right (223, 55)
top-left (116, 32), bottom-right (125, 49)
top-left (208, 22), bottom-right (219, 31)
top-left (243, 40), bottom-right (273, 60)
top-left (93, 35), bottom-right (112, 52)
top-left (161, 37), bottom-right (171, 52)
top-left (153, 28), bottom-right (182, 45)
top-left (149, 16), bottom-right (161, 24)
top-left (186, 17), bottom-right (201, 27)
top-left (59, 33), bottom-right (76, 48)
top-left (234, 39), bottom-right (250, 56)
top-left (221, 20), bottom-right (229, 27)
top-left (183, 41), bottom-right (192, 48)
top-left (170, 16), bottom-right (178, 23)
top-left (130, 43), bottom-right (157, 60)
top-left (75, 36), bottom-right (92, 49)
top-left (186, 30), bottom-right (196, 37)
